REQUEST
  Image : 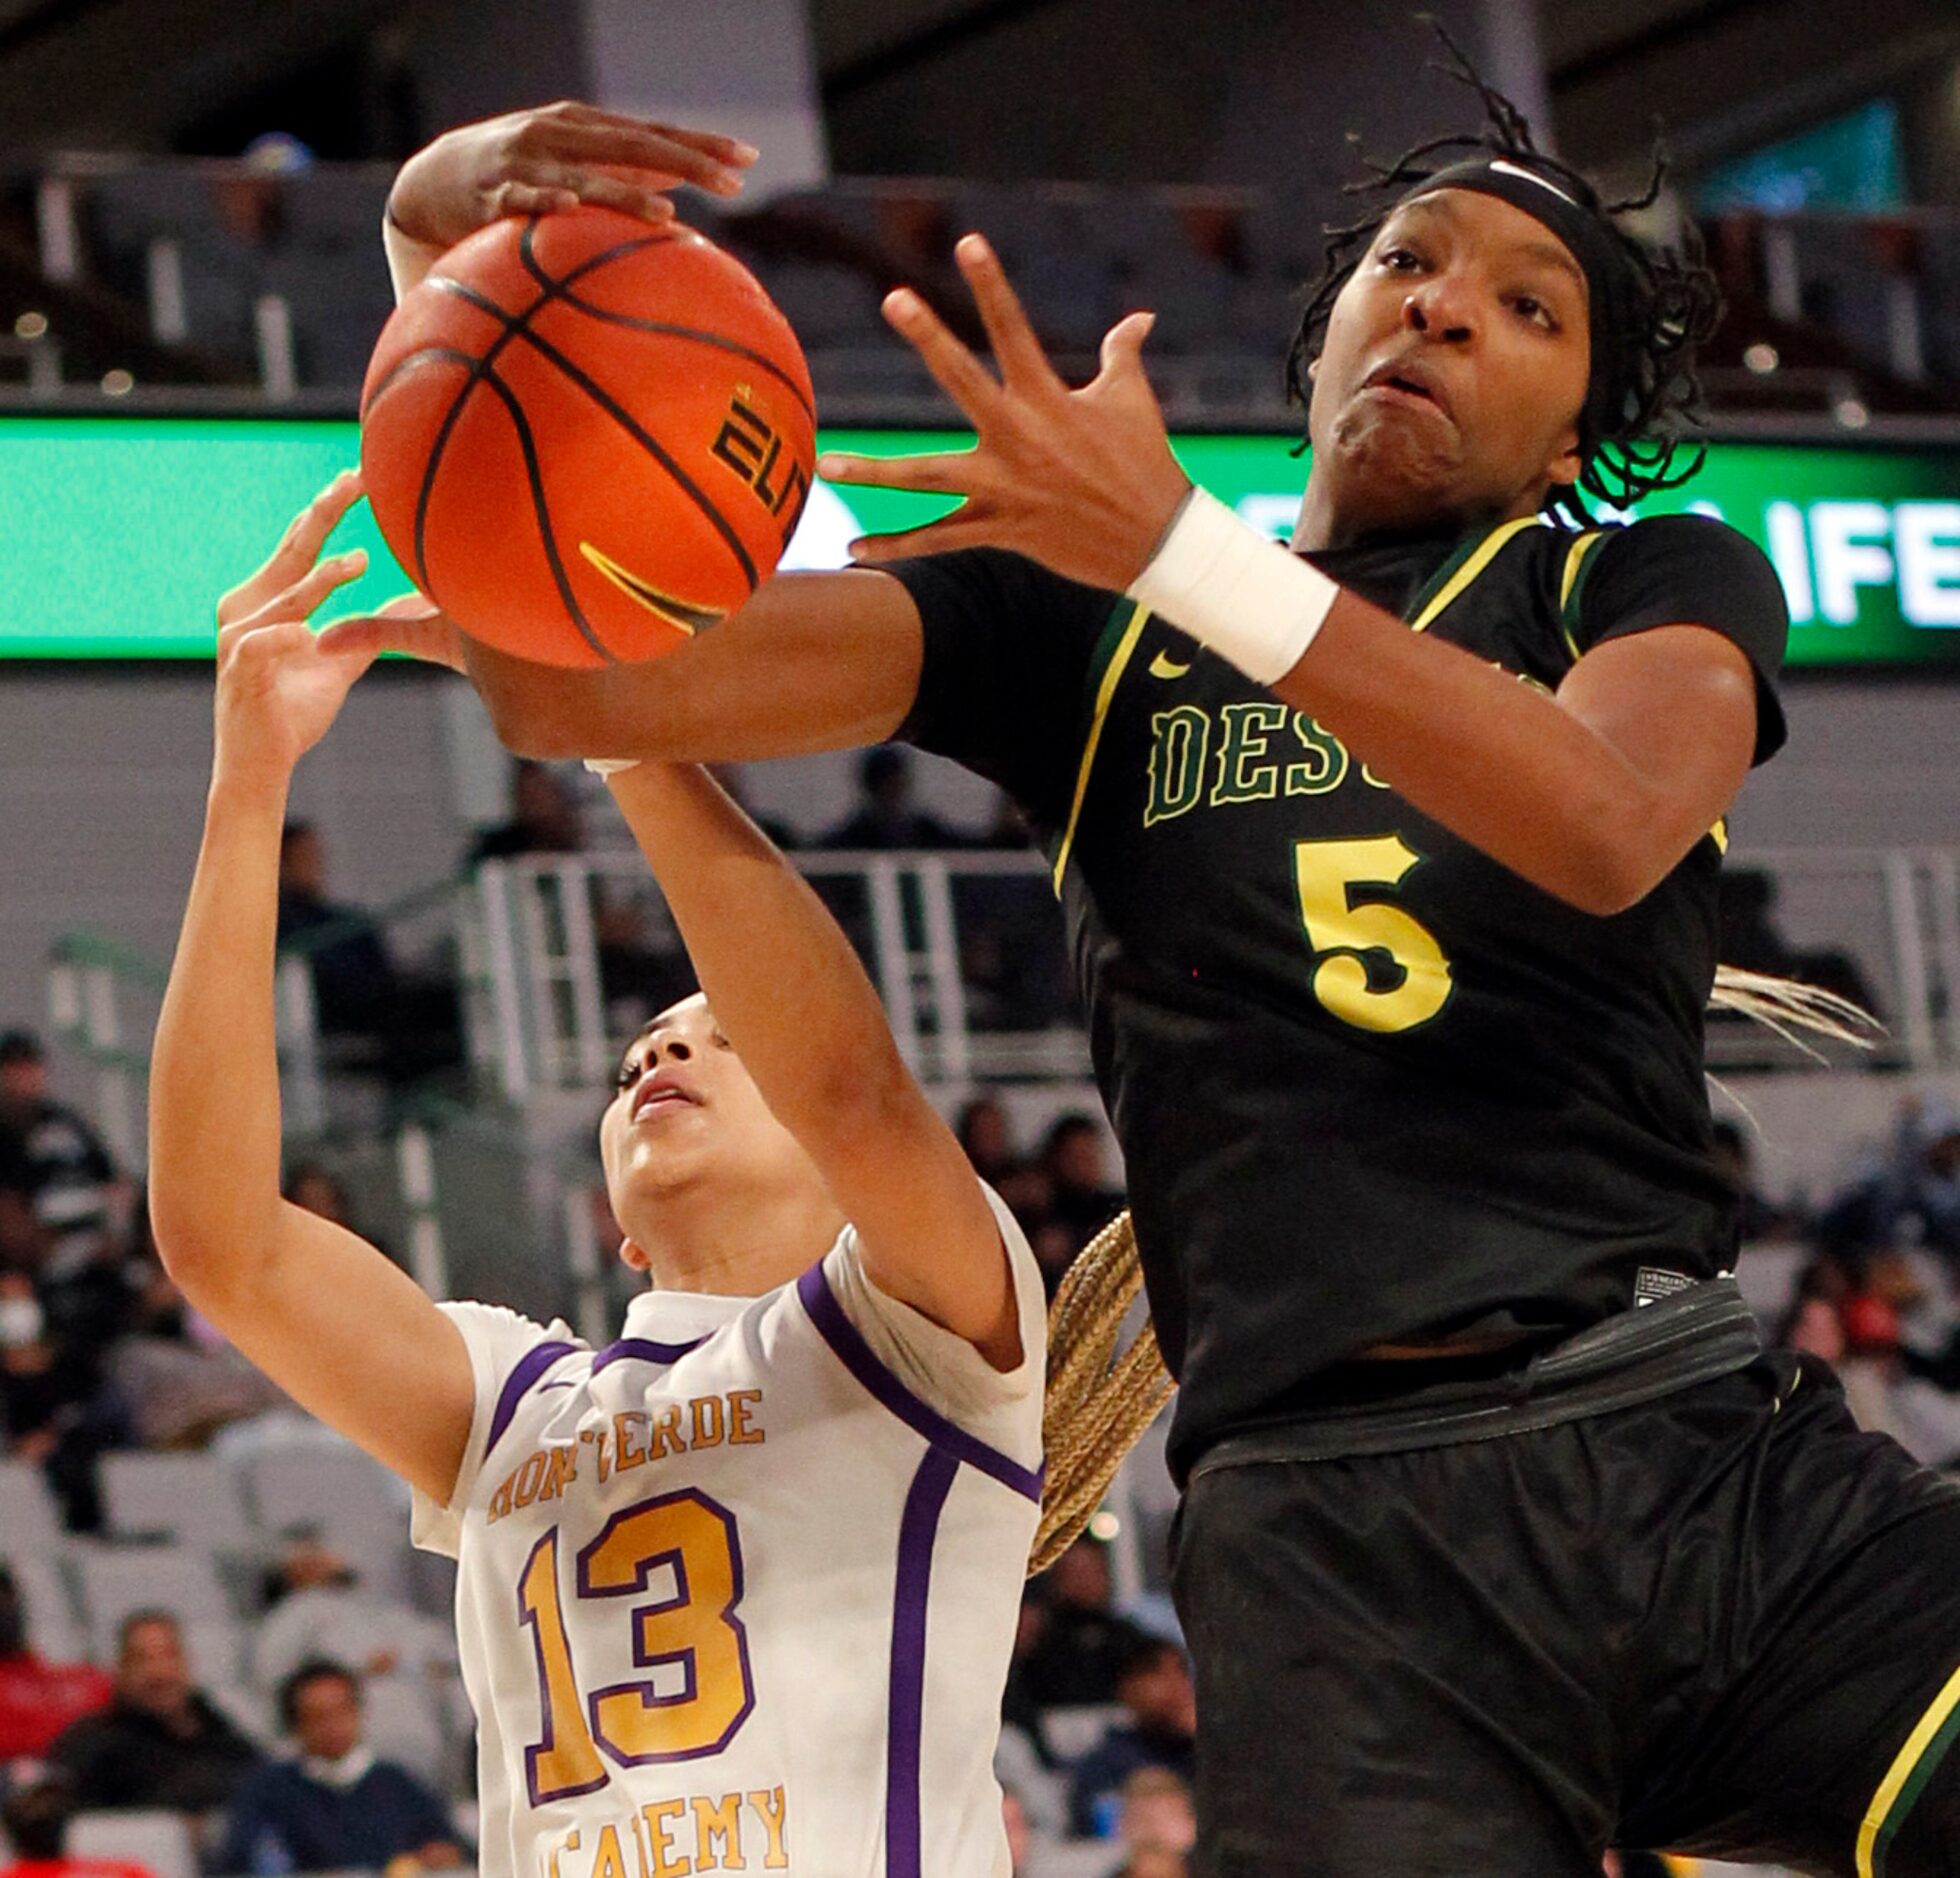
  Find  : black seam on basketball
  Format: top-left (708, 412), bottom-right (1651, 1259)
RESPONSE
top-left (430, 271), bottom-right (760, 592)
top-left (411, 309), bottom-right (533, 593)
top-left (362, 346), bottom-right (478, 417)
top-left (471, 365), bottom-right (619, 665)
top-left (551, 292), bottom-right (817, 428)
top-left (513, 218), bottom-right (677, 299)
top-left (512, 218), bottom-right (817, 428)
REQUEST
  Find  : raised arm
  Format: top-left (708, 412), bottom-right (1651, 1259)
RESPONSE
top-left (602, 762), bottom-right (1019, 1369)
top-left (820, 236), bottom-right (1759, 919)
top-left (355, 101), bottom-right (932, 765)
top-left (148, 476), bottom-right (474, 1503)
top-left (382, 101), bottom-right (758, 299)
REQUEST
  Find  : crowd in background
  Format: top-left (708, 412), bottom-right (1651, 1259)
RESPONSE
top-left (3, 751), bottom-right (1955, 1878)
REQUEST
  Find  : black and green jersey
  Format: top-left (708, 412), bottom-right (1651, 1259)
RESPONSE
top-left (888, 512), bottom-right (1790, 1474)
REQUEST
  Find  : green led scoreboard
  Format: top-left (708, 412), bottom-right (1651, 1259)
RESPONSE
top-left (0, 417), bottom-right (1954, 667)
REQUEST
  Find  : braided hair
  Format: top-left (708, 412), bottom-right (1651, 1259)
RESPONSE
top-left (1282, 22), bottom-right (1722, 523)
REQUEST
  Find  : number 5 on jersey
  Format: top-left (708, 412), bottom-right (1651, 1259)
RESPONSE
top-left (519, 1490), bottom-right (755, 1803)
top-left (1293, 835), bottom-right (1453, 1034)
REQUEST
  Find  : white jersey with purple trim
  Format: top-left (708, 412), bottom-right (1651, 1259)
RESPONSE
top-left (413, 1186), bottom-right (1045, 1878)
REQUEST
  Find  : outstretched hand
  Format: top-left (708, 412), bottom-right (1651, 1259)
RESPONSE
top-left (212, 474), bottom-right (410, 792)
top-left (387, 99), bottom-right (758, 252)
top-left (816, 235), bottom-right (1192, 592)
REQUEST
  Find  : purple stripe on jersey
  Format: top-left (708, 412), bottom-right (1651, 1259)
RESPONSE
top-left (795, 1264), bottom-right (1044, 1503)
top-left (590, 1334), bottom-right (709, 1374)
top-left (887, 1447), bottom-right (957, 1878)
top-left (486, 1340), bottom-right (577, 1458)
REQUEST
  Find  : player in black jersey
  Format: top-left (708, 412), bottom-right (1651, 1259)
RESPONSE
top-left (363, 61), bottom-right (1960, 1878)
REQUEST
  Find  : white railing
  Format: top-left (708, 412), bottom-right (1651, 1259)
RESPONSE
top-left (1727, 846), bottom-right (1960, 1067)
top-left (460, 849), bottom-right (1090, 1101)
top-left (460, 845), bottom-right (1960, 1096)
top-left (47, 843), bottom-right (1960, 1173)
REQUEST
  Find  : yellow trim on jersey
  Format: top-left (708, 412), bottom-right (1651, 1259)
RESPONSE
top-left (1408, 515), bottom-right (1542, 633)
top-left (1557, 530), bottom-right (1608, 660)
top-left (1710, 818), bottom-right (1729, 854)
top-left (1053, 602), bottom-right (1152, 892)
top-left (1857, 1657), bottom-right (1960, 1877)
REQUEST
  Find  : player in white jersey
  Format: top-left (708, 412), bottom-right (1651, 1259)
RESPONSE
top-left (148, 476), bottom-right (1048, 1878)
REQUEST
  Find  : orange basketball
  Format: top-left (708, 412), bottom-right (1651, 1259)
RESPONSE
top-left (360, 208), bottom-right (816, 667)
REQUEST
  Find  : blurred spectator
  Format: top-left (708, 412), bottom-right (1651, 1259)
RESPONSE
top-left (276, 823), bottom-right (398, 1058)
top-left (1711, 1119), bottom-right (1803, 1243)
top-left (1010, 1538), bottom-right (1136, 1710)
top-left (1111, 1851), bottom-right (1185, 1878)
top-left (215, 1661), bottom-right (463, 1877)
top-left (253, 1535), bottom-right (455, 1693)
top-left (0, 1565), bottom-right (111, 1758)
top-left (0, 1271), bottom-right (121, 1531)
top-left (1715, 867), bottom-right (1877, 1021)
top-left (1117, 1767), bottom-right (1196, 1859)
top-left (467, 761), bottom-right (583, 863)
top-left (1041, 1115), bottom-right (1125, 1252)
top-left (1780, 1258), bottom-right (1851, 1363)
top-left (0, 1033), bottom-right (125, 1307)
top-left (957, 1097), bottom-right (1018, 1187)
top-left (1001, 1784), bottom-right (1034, 1878)
top-left (282, 1165), bottom-right (353, 1231)
top-left (1067, 1634), bottom-right (1198, 1836)
top-left (821, 747), bottom-right (966, 850)
top-left (1881, 1100), bottom-right (1960, 1262)
top-left (278, 824), bottom-right (459, 1088)
top-left (1715, 868), bottom-right (1796, 978)
top-left (956, 1099), bottom-right (1055, 1243)
top-left (49, 1612), bottom-right (259, 1814)
top-left (0, 1766), bottom-right (154, 1878)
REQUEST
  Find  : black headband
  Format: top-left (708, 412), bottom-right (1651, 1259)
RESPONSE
top-left (1398, 156), bottom-right (1641, 440)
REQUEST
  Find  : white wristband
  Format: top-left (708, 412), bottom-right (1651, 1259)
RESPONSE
top-left (1126, 487), bottom-right (1338, 685)
top-left (583, 757), bottom-right (643, 777)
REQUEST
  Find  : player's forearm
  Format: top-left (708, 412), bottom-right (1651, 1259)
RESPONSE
top-left (606, 764), bottom-right (918, 1138)
top-left (466, 571), bottom-right (920, 762)
top-left (149, 774), bottom-right (291, 1280)
top-left (382, 209), bottom-right (443, 302)
top-left (1279, 593), bottom-right (1687, 914)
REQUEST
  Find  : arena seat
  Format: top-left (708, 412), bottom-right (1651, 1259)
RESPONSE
top-left (0, 1458), bottom-right (65, 1553)
top-left (101, 1450), bottom-right (255, 1553)
top-left (245, 1443), bottom-right (410, 1534)
top-left (0, 1550), bottom-right (86, 1662)
top-left (263, 246), bottom-right (392, 386)
top-left (73, 1545), bottom-right (234, 1653)
top-left (1786, 215), bottom-right (1920, 379)
top-left (282, 166), bottom-right (391, 252)
top-left (68, 1811), bottom-right (198, 1878)
top-left (182, 1612), bottom-right (250, 1686)
top-left (359, 1673), bottom-right (451, 1788)
top-left (1921, 222), bottom-right (1960, 383)
top-left (246, 1444), bottom-right (416, 1600)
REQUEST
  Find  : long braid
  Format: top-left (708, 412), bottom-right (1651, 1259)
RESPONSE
top-left (1031, 1211), bottom-right (1172, 1576)
top-left (1709, 965), bottom-right (1883, 1057)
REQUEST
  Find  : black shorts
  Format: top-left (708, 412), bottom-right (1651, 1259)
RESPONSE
top-left (1171, 1354), bottom-right (1960, 1878)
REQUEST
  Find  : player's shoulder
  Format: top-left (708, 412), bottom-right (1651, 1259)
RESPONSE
top-left (438, 1300), bottom-right (583, 1381)
top-left (1596, 509), bottom-right (1770, 560)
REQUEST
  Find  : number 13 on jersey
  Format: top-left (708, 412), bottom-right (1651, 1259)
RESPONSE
top-left (519, 1489), bottom-right (756, 1804)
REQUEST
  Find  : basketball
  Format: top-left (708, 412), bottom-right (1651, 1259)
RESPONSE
top-left (359, 208), bottom-right (816, 667)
